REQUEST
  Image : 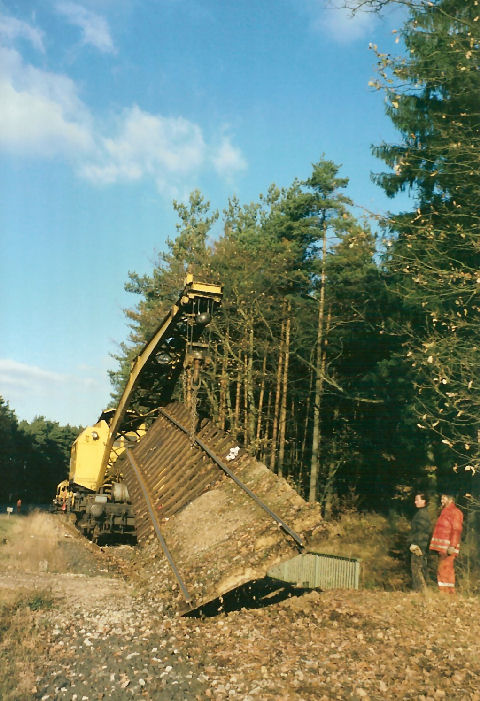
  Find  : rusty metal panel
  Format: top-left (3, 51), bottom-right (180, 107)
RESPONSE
top-left (121, 406), bottom-right (223, 545)
top-left (267, 552), bottom-right (360, 590)
top-left (121, 401), bottom-right (325, 611)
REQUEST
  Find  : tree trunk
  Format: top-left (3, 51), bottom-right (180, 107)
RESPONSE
top-left (234, 368), bottom-right (242, 438)
top-left (256, 353), bottom-right (267, 450)
top-left (321, 408), bottom-right (340, 518)
top-left (244, 327), bottom-right (256, 449)
top-left (301, 362), bottom-right (314, 466)
top-left (262, 389), bottom-right (272, 463)
top-left (218, 340), bottom-right (229, 431)
top-left (270, 316), bottom-right (285, 473)
top-left (289, 399), bottom-right (298, 482)
top-left (309, 220), bottom-right (328, 503)
top-left (278, 303), bottom-right (291, 477)
top-left (243, 352), bottom-right (249, 445)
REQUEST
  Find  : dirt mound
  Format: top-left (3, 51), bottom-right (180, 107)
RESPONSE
top-left (162, 456), bottom-right (324, 610)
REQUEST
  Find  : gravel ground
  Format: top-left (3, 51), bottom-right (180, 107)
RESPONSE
top-left (2, 514), bottom-right (480, 700)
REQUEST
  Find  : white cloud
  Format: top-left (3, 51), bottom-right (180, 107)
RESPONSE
top-left (0, 359), bottom-right (65, 390)
top-left (0, 46), bottom-right (94, 156)
top-left (80, 110), bottom-right (248, 192)
top-left (212, 136), bottom-right (248, 180)
top-left (0, 21), bottom-right (246, 189)
top-left (304, 1), bottom-right (376, 43)
top-left (0, 358), bottom-right (106, 425)
top-left (55, 1), bottom-right (116, 53)
top-left (0, 14), bottom-right (45, 52)
top-left (79, 105), bottom-right (208, 192)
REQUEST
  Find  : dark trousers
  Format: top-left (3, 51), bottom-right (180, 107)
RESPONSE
top-left (411, 553), bottom-right (428, 590)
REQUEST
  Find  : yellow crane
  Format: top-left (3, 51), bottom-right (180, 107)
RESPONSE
top-left (53, 274), bottom-right (223, 542)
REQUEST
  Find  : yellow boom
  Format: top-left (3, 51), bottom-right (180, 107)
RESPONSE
top-left (95, 274), bottom-right (223, 491)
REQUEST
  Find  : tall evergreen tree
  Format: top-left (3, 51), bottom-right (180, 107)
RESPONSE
top-left (369, 0), bottom-right (480, 480)
top-left (297, 161), bottom-right (353, 502)
top-left (18, 417), bottom-right (81, 501)
top-left (110, 159), bottom-right (395, 505)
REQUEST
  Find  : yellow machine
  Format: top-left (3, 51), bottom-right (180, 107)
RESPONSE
top-left (70, 415), bottom-right (112, 493)
top-left (53, 410), bottom-right (146, 541)
top-left (68, 410), bottom-right (146, 492)
top-left (53, 274), bottom-right (223, 543)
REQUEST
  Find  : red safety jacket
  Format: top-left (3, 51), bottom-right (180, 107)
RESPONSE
top-left (430, 502), bottom-right (463, 556)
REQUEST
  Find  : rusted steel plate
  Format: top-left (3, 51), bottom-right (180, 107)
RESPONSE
top-left (123, 401), bottom-right (323, 611)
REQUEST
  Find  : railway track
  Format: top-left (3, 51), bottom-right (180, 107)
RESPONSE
top-left (119, 401), bottom-right (320, 612)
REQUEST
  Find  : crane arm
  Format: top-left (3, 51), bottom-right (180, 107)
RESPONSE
top-left (96, 274), bottom-right (222, 490)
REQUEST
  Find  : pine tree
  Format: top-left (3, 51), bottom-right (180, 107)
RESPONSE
top-left (109, 160), bottom-right (394, 504)
top-left (370, 0), bottom-right (480, 478)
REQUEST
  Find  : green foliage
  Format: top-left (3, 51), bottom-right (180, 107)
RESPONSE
top-left (0, 396), bottom-right (82, 503)
top-left (111, 158), bottom-right (409, 508)
top-left (3, 0), bottom-right (479, 524)
top-left (17, 592), bottom-right (55, 611)
top-left (371, 0), bottom-right (480, 482)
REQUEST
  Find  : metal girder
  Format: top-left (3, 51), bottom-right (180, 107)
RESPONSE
top-left (96, 274), bottom-right (222, 491)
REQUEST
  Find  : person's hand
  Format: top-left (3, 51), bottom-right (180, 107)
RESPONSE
top-left (446, 546), bottom-right (456, 555)
top-left (410, 544), bottom-right (423, 556)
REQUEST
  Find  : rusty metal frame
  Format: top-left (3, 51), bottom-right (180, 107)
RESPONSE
top-left (126, 448), bottom-right (193, 606)
top-left (158, 407), bottom-right (305, 551)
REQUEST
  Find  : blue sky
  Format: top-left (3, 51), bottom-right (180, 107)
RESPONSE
top-left (0, 0), bottom-right (411, 427)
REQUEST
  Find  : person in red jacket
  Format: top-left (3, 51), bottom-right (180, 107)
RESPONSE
top-left (429, 494), bottom-right (463, 594)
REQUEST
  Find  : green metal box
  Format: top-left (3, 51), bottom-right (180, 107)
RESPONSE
top-left (267, 552), bottom-right (360, 590)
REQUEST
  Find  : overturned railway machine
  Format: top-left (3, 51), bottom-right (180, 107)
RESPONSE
top-left (54, 274), bottom-right (223, 542)
top-left (56, 275), bottom-right (356, 612)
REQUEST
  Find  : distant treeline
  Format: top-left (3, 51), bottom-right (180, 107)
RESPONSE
top-left (0, 396), bottom-right (82, 504)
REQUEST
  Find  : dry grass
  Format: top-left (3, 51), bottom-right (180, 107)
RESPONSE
top-left (0, 513), bottom-right (66, 699)
top-left (310, 507), bottom-right (480, 594)
top-left (0, 589), bottom-right (54, 700)
top-left (0, 511), bottom-right (67, 574)
top-left (0, 585), bottom-right (54, 700)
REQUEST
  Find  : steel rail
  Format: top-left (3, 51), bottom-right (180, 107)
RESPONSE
top-left (125, 448), bottom-right (193, 606)
top-left (157, 407), bottom-right (305, 551)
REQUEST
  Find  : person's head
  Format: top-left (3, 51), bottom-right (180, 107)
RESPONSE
top-left (414, 493), bottom-right (427, 509)
top-left (441, 493), bottom-right (454, 507)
